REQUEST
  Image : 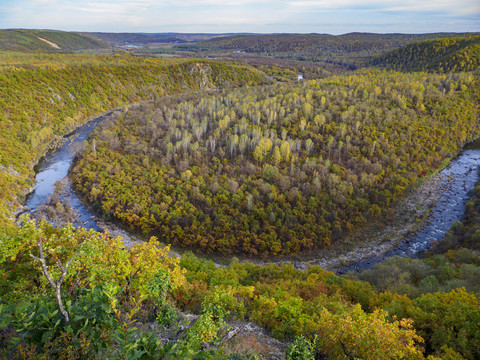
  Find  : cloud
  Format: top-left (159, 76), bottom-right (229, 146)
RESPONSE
top-left (286, 0), bottom-right (480, 16)
top-left (1, 0), bottom-right (479, 33)
top-left (163, 0), bottom-right (262, 5)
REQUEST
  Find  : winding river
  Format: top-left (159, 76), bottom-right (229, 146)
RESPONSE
top-left (23, 115), bottom-right (109, 231)
top-left (23, 114), bottom-right (480, 272)
top-left (337, 150), bottom-right (480, 274)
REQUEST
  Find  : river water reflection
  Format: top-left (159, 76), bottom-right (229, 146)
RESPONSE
top-left (24, 115), bottom-right (108, 230)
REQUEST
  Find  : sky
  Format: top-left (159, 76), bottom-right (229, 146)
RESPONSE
top-left (1, 0), bottom-right (479, 34)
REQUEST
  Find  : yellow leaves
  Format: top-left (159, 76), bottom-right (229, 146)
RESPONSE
top-left (250, 295), bottom-right (278, 329)
top-left (191, 313), bottom-right (220, 343)
top-left (236, 285), bottom-right (255, 299)
top-left (280, 140), bottom-right (291, 162)
top-left (90, 187), bottom-right (102, 201)
top-left (316, 305), bottom-right (426, 360)
top-left (128, 236), bottom-right (186, 297)
top-left (11, 218), bottom-right (186, 304)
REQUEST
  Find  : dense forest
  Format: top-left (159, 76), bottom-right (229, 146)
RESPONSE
top-left (80, 32), bottom-right (227, 46)
top-left (369, 35), bottom-right (480, 73)
top-left (72, 71), bottom-right (480, 256)
top-left (1, 30), bottom-right (480, 359)
top-left (2, 215), bottom-right (479, 359)
top-left (0, 29), bottom-right (108, 52)
top-left (0, 53), bottom-right (265, 225)
top-left (174, 32), bottom-right (479, 65)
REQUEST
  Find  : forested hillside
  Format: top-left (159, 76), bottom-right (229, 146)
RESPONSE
top-left (72, 71), bottom-right (480, 256)
top-left (80, 32), bottom-right (229, 45)
top-left (1, 31), bottom-right (480, 359)
top-left (176, 32), bottom-right (478, 65)
top-left (0, 53), bottom-right (266, 225)
top-left (0, 29), bottom-right (108, 52)
top-left (370, 35), bottom-right (480, 72)
top-left (79, 32), bottom-right (164, 45)
top-left (2, 216), bottom-right (479, 359)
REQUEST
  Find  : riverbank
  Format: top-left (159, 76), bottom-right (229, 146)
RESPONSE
top-left (31, 151), bottom-right (463, 274)
top-left (306, 172), bottom-right (446, 272)
top-left (14, 109), bottom-right (119, 221)
top-left (21, 111), bottom-right (480, 274)
top-left (243, 170), bottom-right (445, 272)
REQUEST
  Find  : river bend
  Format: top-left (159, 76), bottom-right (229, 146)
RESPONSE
top-left (23, 114), bottom-right (480, 272)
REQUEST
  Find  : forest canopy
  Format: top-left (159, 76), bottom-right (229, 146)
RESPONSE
top-left (0, 53), bottom-right (266, 225)
top-left (369, 35), bottom-right (480, 73)
top-left (73, 70), bottom-right (480, 256)
top-left (1, 31), bottom-right (480, 359)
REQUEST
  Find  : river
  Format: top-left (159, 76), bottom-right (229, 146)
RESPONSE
top-left (23, 115), bottom-right (109, 231)
top-left (337, 150), bottom-right (480, 273)
top-left (22, 114), bottom-right (480, 272)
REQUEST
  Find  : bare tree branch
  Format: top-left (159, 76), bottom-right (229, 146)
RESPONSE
top-left (220, 327), bottom-right (239, 343)
top-left (172, 317), bottom-right (199, 343)
top-left (30, 238), bottom-right (72, 323)
top-left (30, 240), bottom-right (56, 289)
top-left (202, 326), bottom-right (240, 350)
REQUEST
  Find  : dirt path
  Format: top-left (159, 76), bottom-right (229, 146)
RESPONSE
top-left (37, 37), bottom-right (60, 49)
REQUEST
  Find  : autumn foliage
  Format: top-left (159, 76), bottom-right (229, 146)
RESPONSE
top-left (73, 70), bottom-right (480, 256)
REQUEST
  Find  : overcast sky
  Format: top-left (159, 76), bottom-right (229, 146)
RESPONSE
top-left (1, 0), bottom-right (479, 34)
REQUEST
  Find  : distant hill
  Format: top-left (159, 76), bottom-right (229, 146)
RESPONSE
top-left (80, 32), bottom-right (163, 45)
top-left (0, 29), bottom-right (107, 52)
top-left (368, 35), bottom-right (480, 72)
top-left (176, 32), bottom-right (479, 65)
top-left (140, 33), bottom-right (245, 42)
top-left (81, 32), bottom-right (248, 45)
